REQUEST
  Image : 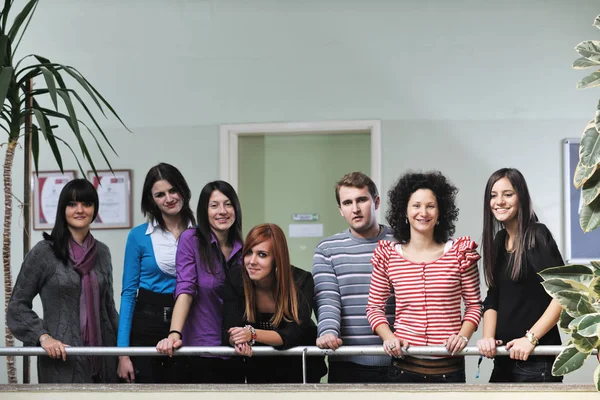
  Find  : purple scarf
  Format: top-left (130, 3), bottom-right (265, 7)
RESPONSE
top-left (69, 234), bottom-right (101, 353)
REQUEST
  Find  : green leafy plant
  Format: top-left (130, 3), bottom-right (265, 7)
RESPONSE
top-left (573, 15), bottom-right (600, 233)
top-left (539, 263), bottom-right (600, 389)
top-left (1, 0), bottom-right (127, 383)
top-left (538, 12), bottom-right (600, 391)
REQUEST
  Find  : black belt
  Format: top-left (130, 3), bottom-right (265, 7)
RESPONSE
top-left (391, 356), bottom-right (464, 375)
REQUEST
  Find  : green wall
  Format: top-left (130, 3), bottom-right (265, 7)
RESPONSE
top-left (238, 135), bottom-right (266, 235)
top-left (239, 133), bottom-right (370, 271)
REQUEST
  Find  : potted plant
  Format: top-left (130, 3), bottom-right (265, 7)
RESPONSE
top-left (539, 13), bottom-right (600, 390)
top-left (1, 0), bottom-right (127, 383)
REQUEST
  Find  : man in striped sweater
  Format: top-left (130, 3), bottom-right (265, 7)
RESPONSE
top-left (312, 172), bottom-right (395, 383)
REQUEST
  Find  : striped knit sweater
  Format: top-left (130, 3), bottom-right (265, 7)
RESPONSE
top-left (367, 237), bottom-right (481, 346)
top-left (312, 226), bottom-right (395, 366)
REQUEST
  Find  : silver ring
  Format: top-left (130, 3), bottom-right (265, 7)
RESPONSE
top-left (388, 343), bottom-right (396, 350)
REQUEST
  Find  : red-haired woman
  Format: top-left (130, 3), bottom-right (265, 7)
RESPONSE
top-left (227, 223), bottom-right (326, 383)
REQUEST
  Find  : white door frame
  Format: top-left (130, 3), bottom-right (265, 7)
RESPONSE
top-left (219, 120), bottom-right (382, 197)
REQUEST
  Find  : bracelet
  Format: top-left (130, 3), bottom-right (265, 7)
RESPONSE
top-left (168, 330), bottom-right (182, 339)
top-left (525, 330), bottom-right (539, 346)
top-left (459, 335), bottom-right (469, 343)
top-left (244, 325), bottom-right (257, 346)
top-left (39, 334), bottom-right (51, 343)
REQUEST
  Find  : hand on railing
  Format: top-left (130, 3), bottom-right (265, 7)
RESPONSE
top-left (117, 356), bottom-right (136, 383)
top-left (476, 337), bottom-right (503, 358)
top-left (315, 333), bottom-right (343, 350)
top-left (234, 343), bottom-right (253, 357)
top-left (382, 337), bottom-right (409, 357)
top-left (505, 337), bottom-right (536, 361)
top-left (156, 331), bottom-right (182, 357)
top-left (445, 334), bottom-right (469, 356)
top-left (39, 334), bottom-right (69, 361)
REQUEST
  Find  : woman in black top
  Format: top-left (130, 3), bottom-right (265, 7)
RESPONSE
top-left (227, 223), bottom-right (326, 383)
top-left (477, 168), bottom-right (563, 382)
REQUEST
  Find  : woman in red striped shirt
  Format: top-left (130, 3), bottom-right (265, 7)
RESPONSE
top-left (366, 171), bottom-right (481, 383)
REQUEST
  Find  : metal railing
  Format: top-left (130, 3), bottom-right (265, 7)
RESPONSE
top-left (0, 345), bottom-right (586, 384)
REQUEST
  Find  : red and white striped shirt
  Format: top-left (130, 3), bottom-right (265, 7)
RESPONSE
top-left (366, 237), bottom-right (481, 346)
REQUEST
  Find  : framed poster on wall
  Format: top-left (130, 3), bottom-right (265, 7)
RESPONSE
top-left (87, 170), bottom-right (132, 229)
top-left (32, 170), bottom-right (77, 230)
top-left (563, 138), bottom-right (600, 263)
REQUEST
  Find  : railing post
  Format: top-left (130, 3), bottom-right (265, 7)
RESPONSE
top-left (302, 347), bottom-right (307, 384)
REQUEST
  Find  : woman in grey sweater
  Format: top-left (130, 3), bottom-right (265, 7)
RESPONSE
top-left (7, 179), bottom-right (119, 383)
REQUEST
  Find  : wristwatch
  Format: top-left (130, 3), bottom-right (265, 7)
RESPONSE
top-left (525, 330), bottom-right (539, 346)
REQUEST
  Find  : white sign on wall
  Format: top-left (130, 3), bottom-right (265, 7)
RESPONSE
top-left (292, 213), bottom-right (320, 221)
top-left (289, 223), bottom-right (323, 238)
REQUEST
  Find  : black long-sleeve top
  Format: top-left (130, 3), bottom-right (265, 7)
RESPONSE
top-left (251, 267), bottom-right (317, 349)
top-left (482, 223), bottom-right (563, 360)
top-left (224, 266), bottom-right (326, 383)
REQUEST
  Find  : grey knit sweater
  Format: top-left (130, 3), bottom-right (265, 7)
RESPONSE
top-left (312, 226), bottom-right (395, 367)
top-left (7, 239), bottom-right (119, 383)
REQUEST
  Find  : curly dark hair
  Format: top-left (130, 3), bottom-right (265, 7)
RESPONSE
top-left (387, 171), bottom-right (459, 244)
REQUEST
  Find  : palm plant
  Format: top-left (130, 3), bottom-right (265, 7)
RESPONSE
top-left (538, 13), bottom-right (600, 391)
top-left (1, 0), bottom-right (127, 383)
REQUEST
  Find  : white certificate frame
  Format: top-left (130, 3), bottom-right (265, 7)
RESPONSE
top-left (563, 138), bottom-right (600, 263)
top-left (32, 170), bottom-right (78, 230)
top-left (87, 169), bottom-right (133, 229)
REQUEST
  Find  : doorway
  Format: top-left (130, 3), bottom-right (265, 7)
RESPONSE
top-left (220, 121), bottom-right (381, 271)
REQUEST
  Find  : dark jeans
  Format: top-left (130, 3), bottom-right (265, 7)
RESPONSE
top-left (220, 357), bottom-right (247, 383)
top-left (387, 359), bottom-right (466, 383)
top-left (129, 290), bottom-right (184, 384)
top-left (328, 361), bottom-right (389, 383)
top-left (185, 357), bottom-right (233, 383)
top-left (245, 355), bottom-right (326, 383)
top-left (490, 358), bottom-right (563, 383)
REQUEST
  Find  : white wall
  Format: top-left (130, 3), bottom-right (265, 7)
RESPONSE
top-left (1, 0), bottom-right (599, 384)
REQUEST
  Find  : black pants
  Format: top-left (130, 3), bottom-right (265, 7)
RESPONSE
top-left (129, 289), bottom-right (184, 383)
top-left (244, 355), bottom-right (326, 384)
top-left (490, 357), bottom-right (563, 383)
top-left (387, 357), bottom-right (466, 383)
top-left (183, 356), bottom-right (235, 383)
top-left (220, 357), bottom-right (247, 383)
top-left (328, 361), bottom-right (389, 383)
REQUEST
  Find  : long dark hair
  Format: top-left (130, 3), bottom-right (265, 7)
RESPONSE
top-left (242, 223), bottom-right (300, 326)
top-left (482, 168), bottom-right (538, 287)
top-left (387, 170), bottom-right (459, 244)
top-left (196, 180), bottom-right (243, 274)
top-left (43, 179), bottom-right (99, 264)
top-left (141, 163), bottom-right (195, 229)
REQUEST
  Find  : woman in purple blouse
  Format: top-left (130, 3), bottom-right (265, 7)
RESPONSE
top-left (156, 180), bottom-right (244, 383)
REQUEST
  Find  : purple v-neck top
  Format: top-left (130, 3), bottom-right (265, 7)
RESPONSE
top-left (175, 228), bottom-right (243, 346)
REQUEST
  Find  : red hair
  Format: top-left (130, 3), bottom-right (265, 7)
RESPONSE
top-left (242, 223), bottom-right (299, 326)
